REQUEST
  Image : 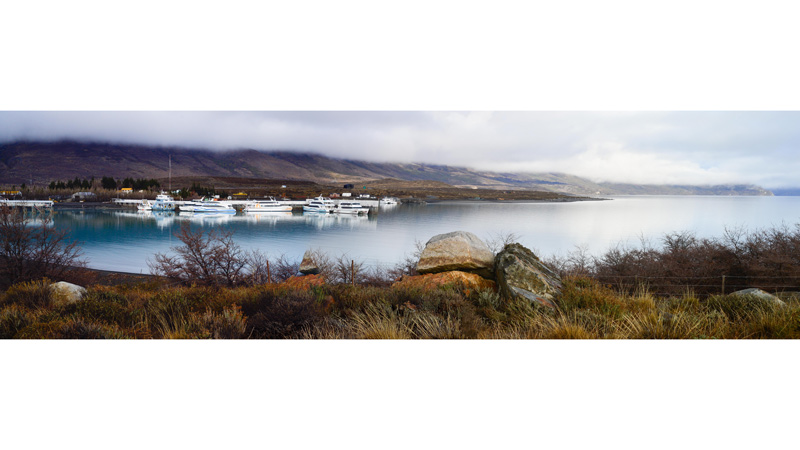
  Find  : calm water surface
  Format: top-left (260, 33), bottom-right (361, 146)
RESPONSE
top-left (51, 196), bottom-right (800, 273)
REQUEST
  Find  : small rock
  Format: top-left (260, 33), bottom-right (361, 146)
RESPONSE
top-left (49, 281), bottom-right (87, 305)
top-left (299, 250), bottom-right (321, 275)
top-left (416, 231), bottom-right (495, 279)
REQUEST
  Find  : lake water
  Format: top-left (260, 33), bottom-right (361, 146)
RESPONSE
top-left (47, 196), bottom-right (800, 273)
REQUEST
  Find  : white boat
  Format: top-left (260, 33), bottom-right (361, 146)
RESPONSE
top-left (335, 201), bottom-right (369, 215)
top-left (138, 193), bottom-right (176, 211)
top-left (180, 199), bottom-right (235, 214)
top-left (244, 197), bottom-right (292, 213)
top-left (380, 197), bottom-right (399, 205)
top-left (303, 195), bottom-right (335, 213)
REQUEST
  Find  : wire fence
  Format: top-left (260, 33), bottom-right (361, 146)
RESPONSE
top-left (589, 274), bottom-right (800, 297)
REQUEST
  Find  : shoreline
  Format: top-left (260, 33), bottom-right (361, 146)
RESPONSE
top-left (424, 196), bottom-right (609, 204)
top-left (74, 266), bottom-right (158, 286)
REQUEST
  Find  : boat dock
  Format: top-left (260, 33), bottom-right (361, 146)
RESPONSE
top-left (0, 199), bottom-right (54, 208)
top-left (112, 198), bottom-right (382, 210)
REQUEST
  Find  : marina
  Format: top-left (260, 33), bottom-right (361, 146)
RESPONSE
top-left (113, 195), bottom-right (381, 213)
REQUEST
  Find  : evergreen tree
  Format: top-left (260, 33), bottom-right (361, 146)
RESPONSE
top-left (101, 176), bottom-right (117, 190)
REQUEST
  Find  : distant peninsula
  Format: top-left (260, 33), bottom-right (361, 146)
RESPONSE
top-left (0, 140), bottom-right (773, 196)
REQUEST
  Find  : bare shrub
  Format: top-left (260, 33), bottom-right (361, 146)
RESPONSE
top-left (333, 254), bottom-right (365, 284)
top-left (485, 231), bottom-right (521, 255)
top-left (571, 224), bottom-right (800, 298)
top-left (271, 253), bottom-right (299, 282)
top-left (388, 239), bottom-right (425, 279)
top-left (360, 264), bottom-right (396, 287)
top-left (149, 223), bottom-right (248, 287)
top-left (244, 249), bottom-right (272, 285)
top-left (545, 244), bottom-right (594, 277)
top-left (0, 206), bottom-right (85, 289)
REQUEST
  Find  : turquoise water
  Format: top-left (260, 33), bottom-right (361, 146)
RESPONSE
top-left (49, 196), bottom-right (800, 273)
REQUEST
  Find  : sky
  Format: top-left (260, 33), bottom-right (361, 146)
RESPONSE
top-left (1, 111), bottom-right (799, 189)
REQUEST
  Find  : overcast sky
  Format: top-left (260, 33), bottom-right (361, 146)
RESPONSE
top-left (1, 111), bottom-right (799, 188)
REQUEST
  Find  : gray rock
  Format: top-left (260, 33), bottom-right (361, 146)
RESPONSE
top-left (730, 288), bottom-right (786, 306)
top-left (495, 243), bottom-right (562, 309)
top-left (299, 250), bottom-right (321, 275)
top-left (49, 281), bottom-right (87, 305)
top-left (416, 231), bottom-right (495, 279)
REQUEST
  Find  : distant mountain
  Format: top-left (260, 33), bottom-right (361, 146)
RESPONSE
top-left (0, 140), bottom-right (773, 196)
top-left (594, 183), bottom-right (773, 196)
top-left (769, 188), bottom-right (800, 196)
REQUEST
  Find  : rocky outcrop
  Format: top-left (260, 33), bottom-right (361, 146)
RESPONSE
top-left (299, 250), bottom-right (321, 275)
top-left (416, 231), bottom-right (495, 279)
top-left (49, 281), bottom-right (87, 305)
top-left (730, 288), bottom-right (786, 306)
top-left (495, 243), bottom-right (562, 309)
top-left (393, 271), bottom-right (496, 295)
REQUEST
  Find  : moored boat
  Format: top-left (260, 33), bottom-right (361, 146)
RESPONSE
top-left (180, 198), bottom-right (235, 214)
top-left (244, 197), bottom-right (293, 213)
top-left (138, 193), bottom-right (176, 211)
top-left (335, 201), bottom-right (369, 215)
top-left (303, 195), bottom-right (335, 213)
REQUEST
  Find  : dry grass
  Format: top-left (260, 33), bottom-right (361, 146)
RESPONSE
top-left (3, 274), bottom-right (800, 339)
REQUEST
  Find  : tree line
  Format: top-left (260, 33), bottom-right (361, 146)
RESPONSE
top-left (48, 176), bottom-right (160, 191)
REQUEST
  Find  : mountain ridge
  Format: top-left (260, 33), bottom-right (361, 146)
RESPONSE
top-left (0, 140), bottom-right (773, 196)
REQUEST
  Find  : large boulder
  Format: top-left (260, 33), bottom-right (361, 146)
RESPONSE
top-left (299, 250), bottom-right (321, 275)
top-left (416, 231), bottom-right (495, 279)
top-left (495, 243), bottom-right (562, 309)
top-left (49, 281), bottom-right (87, 305)
top-left (393, 271), bottom-right (496, 295)
top-left (730, 288), bottom-right (786, 307)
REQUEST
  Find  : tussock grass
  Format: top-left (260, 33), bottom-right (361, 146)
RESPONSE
top-left (3, 275), bottom-right (800, 339)
top-left (1, 279), bottom-right (53, 310)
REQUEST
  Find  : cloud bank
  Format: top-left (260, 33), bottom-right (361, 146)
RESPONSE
top-left (1, 111), bottom-right (799, 188)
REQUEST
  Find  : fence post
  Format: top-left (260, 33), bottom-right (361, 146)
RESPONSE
top-left (267, 260), bottom-right (271, 284)
top-left (351, 260), bottom-right (355, 286)
top-left (721, 275), bottom-right (726, 295)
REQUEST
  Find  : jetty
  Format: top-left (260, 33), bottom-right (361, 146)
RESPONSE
top-left (112, 198), bottom-right (382, 211)
top-left (0, 199), bottom-right (54, 208)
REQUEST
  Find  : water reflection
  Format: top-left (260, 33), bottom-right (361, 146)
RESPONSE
top-left (302, 213), bottom-right (375, 230)
top-left (51, 197), bottom-right (800, 273)
top-left (109, 210), bottom-right (379, 230)
top-left (113, 210), bottom-right (177, 229)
